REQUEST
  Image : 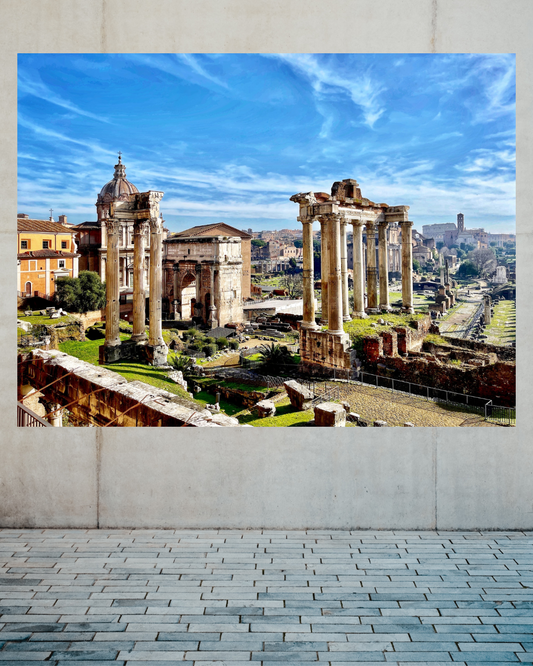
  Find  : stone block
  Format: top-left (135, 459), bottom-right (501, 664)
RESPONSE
top-left (347, 412), bottom-right (360, 423)
top-left (284, 380), bottom-right (314, 411)
top-left (404, 422), bottom-right (415, 427)
top-left (253, 400), bottom-right (276, 418)
top-left (374, 420), bottom-right (388, 427)
top-left (314, 403), bottom-right (346, 427)
top-left (340, 401), bottom-right (351, 413)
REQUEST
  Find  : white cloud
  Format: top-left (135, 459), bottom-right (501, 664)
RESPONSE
top-left (273, 54), bottom-right (386, 129)
top-left (18, 71), bottom-right (111, 123)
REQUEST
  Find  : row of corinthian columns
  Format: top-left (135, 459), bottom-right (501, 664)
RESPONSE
top-left (104, 216), bottom-right (164, 349)
top-left (300, 214), bottom-right (414, 333)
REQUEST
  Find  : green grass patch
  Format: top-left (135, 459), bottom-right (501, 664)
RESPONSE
top-left (59, 334), bottom-right (131, 364)
top-left (18, 312), bottom-right (74, 326)
top-left (238, 397), bottom-right (314, 427)
top-left (104, 361), bottom-right (192, 400)
top-left (424, 333), bottom-right (451, 346)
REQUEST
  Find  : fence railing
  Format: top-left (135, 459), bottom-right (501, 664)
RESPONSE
top-left (356, 371), bottom-right (515, 425)
top-left (17, 402), bottom-right (52, 427)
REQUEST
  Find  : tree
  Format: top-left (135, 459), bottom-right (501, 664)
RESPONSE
top-left (280, 272), bottom-right (304, 298)
top-left (455, 248), bottom-right (465, 259)
top-left (293, 239), bottom-right (303, 248)
top-left (55, 271), bottom-right (106, 313)
top-left (251, 239), bottom-right (267, 248)
top-left (467, 248), bottom-right (497, 277)
top-left (413, 259), bottom-right (421, 272)
top-left (456, 260), bottom-right (479, 279)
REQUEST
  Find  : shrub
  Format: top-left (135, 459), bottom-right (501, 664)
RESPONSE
top-left (204, 336), bottom-right (215, 345)
top-left (216, 337), bottom-right (229, 348)
top-left (229, 339), bottom-right (239, 350)
top-left (203, 343), bottom-right (217, 357)
top-left (187, 327), bottom-right (199, 338)
top-left (191, 340), bottom-right (204, 351)
top-left (170, 354), bottom-right (193, 372)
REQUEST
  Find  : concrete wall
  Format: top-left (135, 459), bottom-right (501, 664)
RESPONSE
top-left (2, 426), bottom-right (531, 529)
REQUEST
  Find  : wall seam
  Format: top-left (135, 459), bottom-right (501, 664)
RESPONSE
top-left (430, 0), bottom-right (438, 53)
top-left (96, 427), bottom-right (102, 529)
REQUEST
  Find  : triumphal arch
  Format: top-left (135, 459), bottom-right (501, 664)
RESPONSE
top-left (291, 178), bottom-right (413, 375)
top-left (163, 231), bottom-right (244, 328)
top-left (97, 156), bottom-right (168, 366)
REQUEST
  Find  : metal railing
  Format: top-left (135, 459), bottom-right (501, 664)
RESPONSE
top-left (17, 402), bottom-right (52, 427)
top-left (355, 371), bottom-right (515, 425)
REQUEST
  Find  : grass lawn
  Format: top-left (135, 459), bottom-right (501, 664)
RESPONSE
top-left (58, 335), bottom-right (192, 401)
top-left (237, 397), bottom-right (314, 427)
top-left (17, 312), bottom-right (74, 326)
top-left (484, 299), bottom-right (516, 345)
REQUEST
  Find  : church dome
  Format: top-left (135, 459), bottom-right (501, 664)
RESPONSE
top-left (97, 154), bottom-right (139, 202)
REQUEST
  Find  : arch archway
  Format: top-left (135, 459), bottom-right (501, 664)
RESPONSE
top-left (25, 281), bottom-right (32, 296)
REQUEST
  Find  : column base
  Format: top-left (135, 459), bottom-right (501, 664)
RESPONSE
top-left (366, 308), bottom-right (381, 315)
top-left (145, 344), bottom-right (168, 367)
top-left (301, 321), bottom-right (318, 331)
top-left (379, 305), bottom-right (392, 312)
top-left (402, 306), bottom-right (415, 314)
top-left (99, 343), bottom-right (123, 365)
top-left (351, 310), bottom-right (367, 319)
top-left (327, 328), bottom-right (346, 336)
top-left (342, 314), bottom-right (351, 322)
top-left (131, 333), bottom-right (148, 343)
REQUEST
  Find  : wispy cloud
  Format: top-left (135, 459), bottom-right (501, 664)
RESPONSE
top-left (124, 54), bottom-right (229, 90)
top-left (273, 54), bottom-right (386, 129)
top-left (18, 71), bottom-right (111, 123)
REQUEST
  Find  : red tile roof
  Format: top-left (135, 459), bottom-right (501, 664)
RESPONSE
top-left (17, 219), bottom-right (76, 234)
top-left (18, 249), bottom-right (79, 259)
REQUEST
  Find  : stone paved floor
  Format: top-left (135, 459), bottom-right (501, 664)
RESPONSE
top-left (1, 530), bottom-right (532, 665)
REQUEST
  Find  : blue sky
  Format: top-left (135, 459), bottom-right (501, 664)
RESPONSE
top-left (18, 53), bottom-right (515, 233)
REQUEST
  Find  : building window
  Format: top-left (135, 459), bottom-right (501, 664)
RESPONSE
top-left (61, 241), bottom-right (67, 249)
top-left (58, 260), bottom-right (65, 268)
top-left (42, 240), bottom-right (50, 249)
top-left (21, 240), bottom-right (28, 249)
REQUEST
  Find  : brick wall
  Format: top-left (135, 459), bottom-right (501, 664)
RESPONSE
top-left (369, 355), bottom-right (515, 406)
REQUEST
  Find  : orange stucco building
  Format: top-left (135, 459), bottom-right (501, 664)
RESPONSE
top-left (17, 215), bottom-right (80, 298)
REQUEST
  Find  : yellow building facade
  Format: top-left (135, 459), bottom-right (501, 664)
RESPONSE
top-left (17, 215), bottom-right (80, 298)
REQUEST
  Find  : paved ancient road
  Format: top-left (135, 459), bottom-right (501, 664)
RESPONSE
top-left (1, 529), bottom-right (532, 665)
top-left (439, 292), bottom-right (484, 339)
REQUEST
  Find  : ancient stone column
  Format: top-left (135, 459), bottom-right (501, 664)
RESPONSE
top-left (378, 221), bottom-right (390, 311)
top-left (172, 264), bottom-right (181, 320)
top-left (484, 294), bottom-right (492, 324)
top-left (400, 220), bottom-right (414, 313)
top-left (327, 214), bottom-right (344, 335)
top-left (208, 265), bottom-right (218, 329)
top-left (319, 217), bottom-right (329, 324)
top-left (132, 220), bottom-right (148, 342)
top-left (365, 221), bottom-right (379, 312)
top-left (340, 219), bottom-right (350, 321)
top-left (148, 216), bottom-right (164, 346)
top-left (301, 219), bottom-right (316, 330)
top-left (104, 218), bottom-right (121, 347)
top-left (351, 220), bottom-right (366, 318)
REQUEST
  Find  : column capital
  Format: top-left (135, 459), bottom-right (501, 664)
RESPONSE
top-left (399, 219), bottom-right (414, 228)
top-left (365, 219), bottom-right (377, 230)
top-left (134, 219), bottom-right (149, 235)
top-left (172, 263), bottom-right (179, 273)
top-left (106, 218), bottom-right (121, 235)
top-left (149, 216), bottom-right (163, 234)
top-left (350, 218), bottom-right (366, 228)
top-left (377, 219), bottom-right (390, 228)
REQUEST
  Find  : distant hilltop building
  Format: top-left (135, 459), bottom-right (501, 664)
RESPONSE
top-left (422, 214), bottom-right (514, 250)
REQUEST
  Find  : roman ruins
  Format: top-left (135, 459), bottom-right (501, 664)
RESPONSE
top-left (97, 155), bottom-right (168, 366)
top-left (163, 232), bottom-right (245, 328)
top-left (291, 178), bottom-right (413, 374)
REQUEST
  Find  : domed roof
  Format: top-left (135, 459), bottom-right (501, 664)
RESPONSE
top-left (97, 154), bottom-right (139, 202)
